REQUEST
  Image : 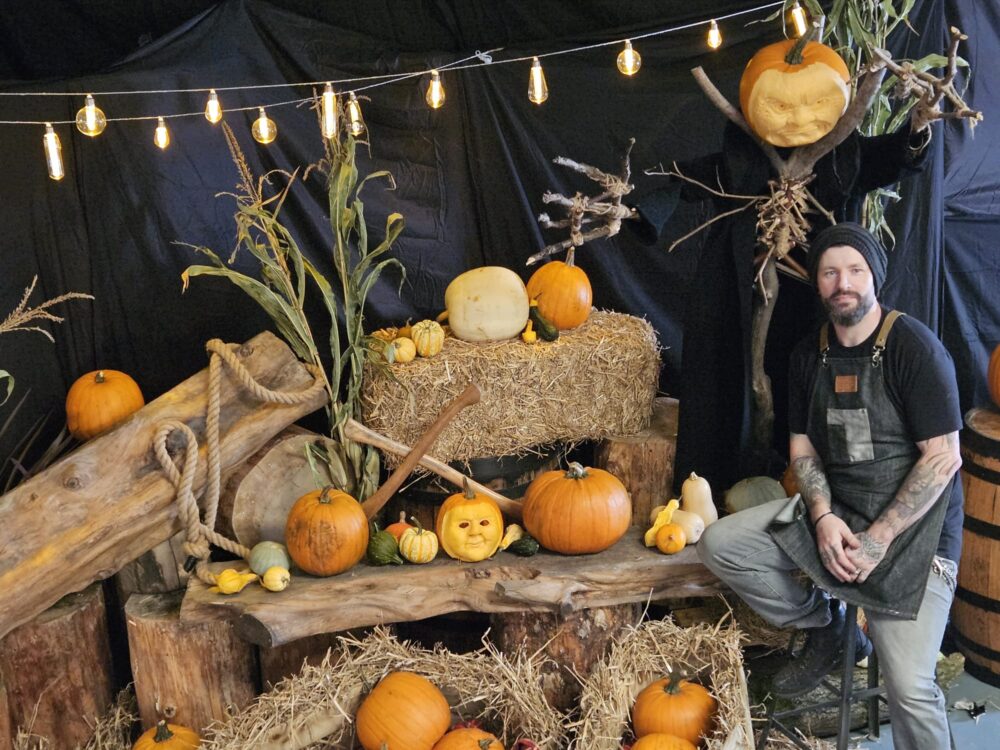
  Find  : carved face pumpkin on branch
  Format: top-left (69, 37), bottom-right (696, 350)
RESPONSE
top-left (739, 38), bottom-right (851, 147)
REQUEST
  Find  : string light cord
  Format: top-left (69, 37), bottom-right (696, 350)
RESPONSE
top-left (0, 2), bottom-right (783, 126)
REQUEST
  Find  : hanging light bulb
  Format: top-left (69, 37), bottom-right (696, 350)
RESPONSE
top-left (153, 117), bottom-right (170, 150)
top-left (321, 83), bottom-right (339, 140)
top-left (251, 107), bottom-right (277, 144)
top-left (42, 123), bottom-right (64, 181)
top-left (205, 89), bottom-right (223, 124)
top-left (616, 40), bottom-right (641, 76)
top-left (790, 2), bottom-right (810, 38)
top-left (425, 69), bottom-right (446, 109)
top-left (75, 94), bottom-right (107, 137)
top-left (528, 57), bottom-right (548, 104)
top-left (707, 20), bottom-right (723, 50)
top-left (347, 92), bottom-right (365, 136)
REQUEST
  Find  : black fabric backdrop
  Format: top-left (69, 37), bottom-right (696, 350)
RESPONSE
top-left (1, 0), bottom-right (997, 494)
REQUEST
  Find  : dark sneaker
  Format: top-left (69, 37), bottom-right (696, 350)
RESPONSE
top-left (772, 601), bottom-right (874, 699)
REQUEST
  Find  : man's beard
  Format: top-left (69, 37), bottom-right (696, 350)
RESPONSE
top-left (822, 289), bottom-right (875, 327)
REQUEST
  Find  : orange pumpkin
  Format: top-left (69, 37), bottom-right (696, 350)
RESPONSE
top-left (780, 464), bottom-right (799, 497)
top-left (631, 734), bottom-right (696, 750)
top-left (66, 369), bottom-right (145, 440)
top-left (738, 36), bottom-right (851, 148)
top-left (525, 248), bottom-right (592, 330)
top-left (655, 523), bottom-right (687, 555)
top-left (988, 342), bottom-right (1000, 408)
top-left (132, 720), bottom-right (200, 750)
top-left (432, 727), bottom-right (505, 750)
top-left (385, 511), bottom-right (414, 541)
top-left (522, 462), bottom-right (631, 555)
top-left (355, 671), bottom-right (451, 750)
top-left (284, 486), bottom-right (369, 576)
top-left (632, 674), bottom-right (717, 745)
top-left (436, 479), bottom-right (504, 562)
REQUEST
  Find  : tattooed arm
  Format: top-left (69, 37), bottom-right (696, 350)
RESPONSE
top-left (847, 432), bottom-right (962, 582)
top-left (790, 432), bottom-right (861, 582)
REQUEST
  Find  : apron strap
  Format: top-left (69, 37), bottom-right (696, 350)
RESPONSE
top-left (818, 310), bottom-right (905, 368)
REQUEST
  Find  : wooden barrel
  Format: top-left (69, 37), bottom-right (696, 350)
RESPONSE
top-left (954, 406), bottom-right (1000, 687)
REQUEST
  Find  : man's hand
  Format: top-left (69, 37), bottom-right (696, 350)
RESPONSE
top-left (844, 531), bottom-right (889, 583)
top-left (815, 513), bottom-right (862, 583)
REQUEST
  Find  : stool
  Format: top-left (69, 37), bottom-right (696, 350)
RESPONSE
top-left (756, 604), bottom-right (886, 750)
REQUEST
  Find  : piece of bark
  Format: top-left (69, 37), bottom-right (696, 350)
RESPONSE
top-left (0, 331), bottom-right (327, 640)
top-left (0, 583), bottom-right (113, 749)
top-left (125, 591), bottom-right (258, 733)
top-left (181, 527), bottom-right (723, 648)
top-left (594, 397), bottom-right (678, 524)
top-left (491, 604), bottom-right (640, 711)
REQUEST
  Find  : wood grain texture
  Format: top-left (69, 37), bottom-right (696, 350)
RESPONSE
top-left (0, 584), bottom-right (113, 749)
top-left (180, 527), bottom-right (722, 647)
top-left (0, 331), bottom-right (327, 640)
top-left (125, 591), bottom-right (258, 733)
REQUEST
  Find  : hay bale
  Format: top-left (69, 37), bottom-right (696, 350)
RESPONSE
top-left (202, 627), bottom-right (567, 750)
top-left (572, 616), bottom-right (753, 750)
top-left (362, 310), bottom-right (660, 464)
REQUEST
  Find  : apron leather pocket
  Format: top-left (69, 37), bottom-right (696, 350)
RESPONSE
top-left (827, 408), bottom-right (875, 463)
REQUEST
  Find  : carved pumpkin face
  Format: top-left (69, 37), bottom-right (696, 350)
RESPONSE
top-left (739, 39), bottom-right (851, 147)
top-left (435, 482), bottom-right (504, 562)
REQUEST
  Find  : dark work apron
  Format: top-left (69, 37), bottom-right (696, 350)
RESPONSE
top-left (770, 310), bottom-right (949, 619)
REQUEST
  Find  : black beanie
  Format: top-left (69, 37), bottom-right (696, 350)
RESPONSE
top-left (808, 222), bottom-right (888, 296)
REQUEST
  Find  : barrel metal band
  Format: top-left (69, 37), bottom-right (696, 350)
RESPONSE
top-left (961, 425), bottom-right (1000, 460)
top-left (960, 450), bottom-right (1000, 485)
top-left (962, 658), bottom-right (1000, 689)
top-left (955, 585), bottom-right (1000, 614)
top-left (954, 629), bottom-right (1000, 663)
top-left (964, 513), bottom-right (1000, 541)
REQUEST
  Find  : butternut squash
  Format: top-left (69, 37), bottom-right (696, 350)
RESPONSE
top-left (669, 509), bottom-right (706, 544)
top-left (681, 472), bottom-right (718, 527)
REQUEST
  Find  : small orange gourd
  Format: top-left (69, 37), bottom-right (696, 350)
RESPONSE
top-left (432, 727), bottom-right (505, 750)
top-left (66, 369), bottom-right (145, 440)
top-left (355, 671), bottom-right (451, 750)
top-left (655, 523), bottom-right (687, 555)
top-left (132, 720), bottom-right (200, 750)
top-left (630, 734), bottom-right (697, 750)
top-left (525, 247), bottom-right (592, 330)
top-left (284, 486), bottom-right (369, 576)
top-left (385, 511), bottom-right (414, 541)
top-left (632, 673), bottom-right (717, 745)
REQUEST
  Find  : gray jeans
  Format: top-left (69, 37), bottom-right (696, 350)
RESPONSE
top-left (697, 497), bottom-right (956, 750)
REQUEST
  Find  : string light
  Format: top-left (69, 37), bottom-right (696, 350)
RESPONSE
top-left (617, 40), bottom-right (641, 76)
top-left (425, 70), bottom-right (445, 109)
top-left (789, 2), bottom-right (809, 37)
top-left (707, 20), bottom-right (723, 49)
top-left (528, 57), bottom-right (548, 104)
top-left (205, 89), bottom-right (223, 123)
top-left (347, 92), bottom-right (365, 136)
top-left (251, 107), bottom-right (276, 144)
top-left (153, 117), bottom-right (170, 149)
top-left (321, 83), bottom-right (338, 139)
top-left (42, 124), bottom-right (64, 181)
top-left (75, 94), bottom-right (107, 136)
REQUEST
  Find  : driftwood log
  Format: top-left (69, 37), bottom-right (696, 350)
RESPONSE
top-left (0, 331), bottom-right (326, 640)
top-left (0, 583), bottom-right (113, 749)
top-left (180, 527), bottom-right (722, 648)
top-left (125, 591), bottom-right (258, 733)
top-left (595, 397), bottom-right (679, 523)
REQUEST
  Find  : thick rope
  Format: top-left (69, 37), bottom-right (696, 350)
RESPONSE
top-left (153, 338), bottom-right (327, 585)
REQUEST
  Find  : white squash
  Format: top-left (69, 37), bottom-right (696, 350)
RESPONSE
top-left (444, 266), bottom-right (530, 342)
top-left (670, 509), bottom-right (706, 544)
top-left (681, 471), bottom-right (718, 527)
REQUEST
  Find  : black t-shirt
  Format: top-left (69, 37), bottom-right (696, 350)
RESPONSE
top-left (788, 307), bottom-right (964, 562)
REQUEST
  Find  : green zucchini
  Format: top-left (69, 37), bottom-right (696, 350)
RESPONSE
top-left (505, 536), bottom-right (540, 557)
top-left (528, 304), bottom-right (559, 341)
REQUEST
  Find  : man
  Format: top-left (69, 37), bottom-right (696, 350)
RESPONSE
top-left (697, 222), bottom-right (964, 750)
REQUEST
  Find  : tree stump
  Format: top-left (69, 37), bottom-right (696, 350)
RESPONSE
top-left (115, 535), bottom-right (189, 598)
top-left (125, 591), bottom-right (258, 733)
top-left (0, 583), bottom-right (113, 748)
top-left (594, 397), bottom-right (678, 525)
top-left (489, 603), bottom-right (641, 711)
top-left (258, 633), bottom-right (344, 690)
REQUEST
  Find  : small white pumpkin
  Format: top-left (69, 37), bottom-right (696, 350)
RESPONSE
top-left (444, 266), bottom-right (530, 342)
top-left (248, 541), bottom-right (292, 576)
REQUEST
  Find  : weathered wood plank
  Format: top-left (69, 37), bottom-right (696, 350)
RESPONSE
top-left (180, 527), bottom-right (723, 648)
top-left (0, 332), bottom-right (327, 640)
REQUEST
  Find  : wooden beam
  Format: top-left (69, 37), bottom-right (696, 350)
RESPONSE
top-left (0, 331), bottom-right (326, 639)
top-left (180, 527), bottom-right (723, 648)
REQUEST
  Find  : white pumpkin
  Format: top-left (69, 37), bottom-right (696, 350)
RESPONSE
top-left (444, 266), bottom-right (530, 342)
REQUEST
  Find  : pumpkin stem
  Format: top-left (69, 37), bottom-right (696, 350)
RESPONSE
top-left (463, 476), bottom-right (477, 499)
top-left (318, 485), bottom-right (336, 504)
top-left (564, 462), bottom-right (589, 480)
top-left (784, 25), bottom-right (816, 66)
top-left (479, 740), bottom-right (493, 750)
top-left (409, 515), bottom-right (427, 535)
top-left (565, 246), bottom-right (577, 267)
top-left (661, 671), bottom-right (689, 695)
top-left (95, 370), bottom-right (106, 384)
top-left (153, 721), bottom-right (174, 743)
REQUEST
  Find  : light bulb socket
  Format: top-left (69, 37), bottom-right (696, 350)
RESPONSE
top-left (205, 89), bottom-right (223, 124)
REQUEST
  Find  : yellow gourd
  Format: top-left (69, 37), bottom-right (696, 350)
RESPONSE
top-left (500, 523), bottom-right (526, 549)
top-left (411, 320), bottom-right (445, 357)
top-left (261, 566), bottom-right (291, 592)
top-left (669, 509), bottom-right (706, 544)
top-left (211, 569), bottom-right (258, 595)
top-left (681, 472), bottom-right (718, 527)
top-left (398, 519), bottom-right (439, 564)
top-left (388, 337), bottom-right (416, 364)
top-left (644, 498), bottom-right (680, 547)
top-left (521, 320), bottom-right (537, 344)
